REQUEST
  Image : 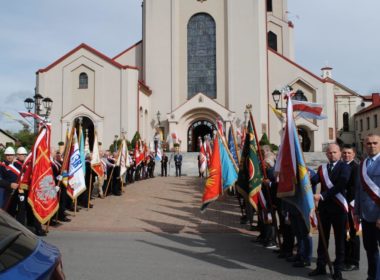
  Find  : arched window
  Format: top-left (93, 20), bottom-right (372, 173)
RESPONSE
top-left (268, 31), bottom-right (277, 51)
top-left (292, 90), bottom-right (308, 101)
top-left (343, 112), bottom-right (349, 132)
top-left (79, 73), bottom-right (88, 89)
top-left (267, 0), bottom-right (273, 12)
top-left (187, 13), bottom-right (216, 99)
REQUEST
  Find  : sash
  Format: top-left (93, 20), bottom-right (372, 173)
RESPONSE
top-left (6, 163), bottom-right (21, 177)
top-left (320, 164), bottom-right (348, 212)
top-left (360, 159), bottom-right (380, 206)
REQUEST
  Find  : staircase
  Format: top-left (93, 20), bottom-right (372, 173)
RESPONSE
top-left (154, 152), bottom-right (327, 177)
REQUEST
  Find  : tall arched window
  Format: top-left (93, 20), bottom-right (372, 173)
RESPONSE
top-left (187, 13), bottom-right (216, 99)
top-left (343, 112), bottom-right (349, 132)
top-left (267, 0), bottom-right (273, 12)
top-left (268, 31), bottom-right (277, 51)
top-left (79, 73), bottom-right (88, 89)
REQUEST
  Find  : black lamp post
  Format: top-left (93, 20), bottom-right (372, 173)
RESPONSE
top-left (156, 110), bottom-right (161, 125)
top-left (271, 90), bottom-right (282, 109)
top-left (24, 90), bottom-right (53, 133)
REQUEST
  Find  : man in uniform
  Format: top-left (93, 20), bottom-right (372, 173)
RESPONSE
top-left (309, 143), bottom-right (351, 280)
top-left (341, 144), bottom-right (360, 272)
top-left (161, 152), bottom-right (168, 177)
top-left (355, 134), bottom-right (380, 280)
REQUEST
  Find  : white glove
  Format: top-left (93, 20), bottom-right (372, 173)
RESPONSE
top-left (56, 175), bottom-right (63, 181)
top-left (55, 186), bottom-right (60, 193)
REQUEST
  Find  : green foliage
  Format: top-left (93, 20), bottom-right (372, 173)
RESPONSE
top-left (173, 143), bottom-right (180, 148)
top-left (131, 131), bottom-right (141, 148)
top-left (259, 133), bottom-right (270, 146)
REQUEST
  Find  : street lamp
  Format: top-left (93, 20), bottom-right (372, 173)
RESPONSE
top-left (24, 90), bottom-right (53, 133)
top-left (271, 90), bottom-right (282, 109)
top-left (156, 110), bottom-right (161, 125)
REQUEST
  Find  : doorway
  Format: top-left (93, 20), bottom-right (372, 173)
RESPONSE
top-left (187, 120), bottom-right (215, 152)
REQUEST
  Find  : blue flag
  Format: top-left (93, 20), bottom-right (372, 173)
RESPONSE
top-left (228, 127), bottom-right (239, 166)
top-left (219, 137), bottom-right (238, 191)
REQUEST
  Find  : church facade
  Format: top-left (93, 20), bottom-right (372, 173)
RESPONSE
top-left (36, 0), bottom-right (364, 152)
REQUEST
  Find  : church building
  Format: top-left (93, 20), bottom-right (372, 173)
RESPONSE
top-left (36, 0), bottom-right (364, 152)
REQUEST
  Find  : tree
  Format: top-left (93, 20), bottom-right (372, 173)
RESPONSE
top-left (131, 131), bottom-right (141, 149)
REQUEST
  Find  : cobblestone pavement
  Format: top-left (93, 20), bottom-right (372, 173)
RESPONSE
top-left (51, 176), bottom-right (251, 234)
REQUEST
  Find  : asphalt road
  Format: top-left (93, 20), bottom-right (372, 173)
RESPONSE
top-left (43, 176), bottom-right (367, 280)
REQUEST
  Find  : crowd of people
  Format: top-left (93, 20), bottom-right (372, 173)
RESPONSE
top-left (0, 146), bottom-right (166, 236)
top-left (234, 136), bottom-right (379, 280)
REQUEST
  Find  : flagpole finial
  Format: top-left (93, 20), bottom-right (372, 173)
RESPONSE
top-left (246, 104), bottom-right (252, 112)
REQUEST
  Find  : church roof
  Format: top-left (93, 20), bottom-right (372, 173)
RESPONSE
top-left (269, 49), bottom-right (362, 97)
top-left (113, 40), bottom-right (142, 60)
top-left (37, 43), bottom-right (138, 73)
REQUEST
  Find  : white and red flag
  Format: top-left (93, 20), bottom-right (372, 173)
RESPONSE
top-left (204, 137), bottom-right (213, 166)
top-left (28, 124), bottom-right (59, 224)
top-left (116, 139), bottom-right (130, 176)
top-left (199, 140), bottom-right (207, 173)
top-left (134, 142), bottom-right (142, 166)
top-left (292, 100), bottom-right (327, 120)
top-left (91, 132), bottom-right (105, 179)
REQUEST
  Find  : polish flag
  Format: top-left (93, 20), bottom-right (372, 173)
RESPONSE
top-left (292, 100), bottom-right (327, 120)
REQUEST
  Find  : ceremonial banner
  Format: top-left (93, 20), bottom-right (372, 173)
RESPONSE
top-left (199, 141), bottom-right (207, 174)
top-left (219, 137), bottom-right (238, 191)
top-left (201, 137), bottom-right (222, 211)
top-left (204, 137), bottom-right (213, 166)
top-left (28, 124), bottom-right (59, 224)
top-left (155, 147), bottom-right (162, 161)
top-left (236, 120), bottom-right (263, 210)
top-left (116, 139), bottom-right (129, 176)
top-left (91, 132), bottom-right (105, 178)
top-left (67, 131), bottom-right (86, 199)
top-left (79, 126), bottom-right (86, 174)
top-left (228, 126), bottom-right (239, 166)
top-left (276, 96), bottom-right (315, 231)
top-left (134, 142), bottom-right (142, 166)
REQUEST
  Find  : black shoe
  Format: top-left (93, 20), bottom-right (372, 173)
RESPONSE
top-left (293, 260), bottom-right (311, 267)
top-left (58, 216), bottom-right (71, 222)
top-left (342, 264), bottom-right (359, 271)
top-left (286, 255), bottom-right (300, 262)
top-left (113, 192), bottom-right (122, 196)
top-left (308, 267), bottom-right (326, 276)
top-left (332, 272), bottom-right (343, 280)
top-left (35, 229), bottom-right (47, 236)
top-left (264, 241), bottom-right (277, 249)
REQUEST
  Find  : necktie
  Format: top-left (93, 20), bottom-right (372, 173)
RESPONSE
top-left (367, 158), bottom-right (374, 172)
top-left (328, 163), bottom-right (333, 176)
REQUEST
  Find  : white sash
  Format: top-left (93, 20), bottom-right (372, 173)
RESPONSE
top-left (361, 159), bottom-right (380, 205)
top-left (321, 164), bottom-right (348, 212)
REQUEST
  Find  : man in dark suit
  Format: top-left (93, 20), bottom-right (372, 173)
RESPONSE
top-left (174, 151), bottom-right (183, 177)
top-left (161, 153), bottom-right (168, 177)
top-left (355, 134), bottom-right (380, 280)
top-left (341, 145), bottom-right (360, 272)
top-left (309, 143), bottom-right (351, 280)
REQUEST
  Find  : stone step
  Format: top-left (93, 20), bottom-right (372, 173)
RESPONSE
top-left (154, 152), bottom-right (327, 176)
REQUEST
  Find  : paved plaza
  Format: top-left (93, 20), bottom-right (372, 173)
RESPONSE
top-left (45, 176), bottom-right (366, 280)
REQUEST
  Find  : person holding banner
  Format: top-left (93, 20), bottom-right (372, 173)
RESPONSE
top-left (355, 134), bottom-right (380, 280)
top-left (309, 143), bottom-right (351, 280)
top-left (341, 144), bottom-right (360, 272)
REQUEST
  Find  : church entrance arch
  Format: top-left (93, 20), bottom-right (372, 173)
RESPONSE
top-left (187, 120), bottom-right (215, 152)
top-left (74, 116), bottom-right (95, 151)
top-left (297, 127), bottom-right (311, 152)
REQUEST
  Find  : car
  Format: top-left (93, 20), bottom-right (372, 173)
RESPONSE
top-left (0, 209), bottom-right (65, 279)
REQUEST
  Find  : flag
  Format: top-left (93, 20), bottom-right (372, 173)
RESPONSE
top-left (66, 131), bottom-right (87, 199)
top-left (228, 126), bottom-right (239, 166)
top-left (134, 142), bottom-right (142, 166)
top-left (236, 120), bottom-right (263, 210)
top-left (204, 136), bottom-right (212, 166)
top-left (199, 141), bottom-right (207, 173)
top-left (276, 95), bottom-right (315, 232)
top-left (155, 147), bottom-right (162, 161)
top-left (269, 104), bottom-right (284, 122)
top-left (28, 124), bottom-right (59, 224)
top-left (79, 126), bottom-right (86, 175)
top-left (292, 100), bottom-right (327, 120)
top-left (91, 132), bottom-right (105, 178)
top-left (219, 137), bottom-right (238, 191)
top-left (116, 139), bottom-right (129, 176)
top-left (216, 118), bottom-right (225, 138)
top-left (201, 137), bottom-right (222, 211)
top-left (84, 131), bottom-right (90, 155)
top-left (19, 111), bottom-right (45, 123)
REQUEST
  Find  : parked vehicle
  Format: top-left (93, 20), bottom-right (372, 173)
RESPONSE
top-left (0, 209), bottom-right (65, 279)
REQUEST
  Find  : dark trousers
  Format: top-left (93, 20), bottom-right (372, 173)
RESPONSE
top-left (362, 219), bottom-right (380, 280)
top-left (175, 164), bottom-right (181, 177)
top-left (16, 191), bottom-right (42, 232)
top-left (161, 164), bottom-right (167, 176)
top-left (344, 213), bottom-right (360, 267)
top-left (316, 211), bottom-right (347, 272)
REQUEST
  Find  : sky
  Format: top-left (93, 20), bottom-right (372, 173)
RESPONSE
top-left (1, 0), bottom-right (379, 131)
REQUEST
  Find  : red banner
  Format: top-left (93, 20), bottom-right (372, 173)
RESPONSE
top-left (28, 125), bottom-right (59, 224)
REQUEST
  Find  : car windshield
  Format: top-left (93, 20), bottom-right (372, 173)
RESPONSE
top-left (0, 210), bottom-right (38, 272)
